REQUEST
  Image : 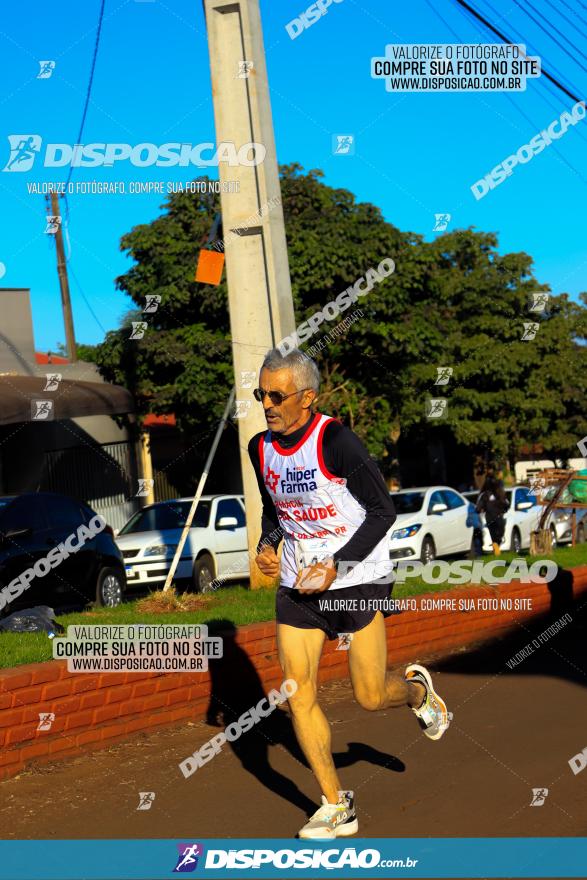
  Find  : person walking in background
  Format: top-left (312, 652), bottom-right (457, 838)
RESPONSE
top-left (476, 474), bottom-right (509, 555)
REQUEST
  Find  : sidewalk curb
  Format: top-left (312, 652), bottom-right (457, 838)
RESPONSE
top-left (1, 567), bottom-right (585, 782)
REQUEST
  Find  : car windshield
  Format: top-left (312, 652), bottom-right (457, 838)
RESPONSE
top-left (391, 492), bottom-right (425, 514)
top-left (119, 500), bottom-right (211, 535)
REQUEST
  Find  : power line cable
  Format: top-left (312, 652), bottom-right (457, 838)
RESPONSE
top-left (478, 0), bottom-right (585, 100)
top-left (514, 0), bottom-right (587, 74)
top-left (64, 0), bottom-right (107, 216)
top-left (454, 0), bottom-right (583, 102)
top-left (69, 263), bottom-right (107, 334)
top-left (474, 0), bottom-right (587, 144)
top-left (429, 0), bottom-right (587, 185)
top-left (456, 2), bottom-right (587, 183)
top-left (546, 0), bottom-right (587, 40)
top-left (59, 0), bottom-right (108, 340)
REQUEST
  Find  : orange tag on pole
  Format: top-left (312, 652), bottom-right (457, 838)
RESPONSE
top-left (195, 249), bottom-right (225, 285)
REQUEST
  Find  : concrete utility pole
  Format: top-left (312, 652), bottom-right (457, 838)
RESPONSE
top-left (49, 192), bottom-right (77, 363)
top-left (203, 0), bottom-right (296, 588)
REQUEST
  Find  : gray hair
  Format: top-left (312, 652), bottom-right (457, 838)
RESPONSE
top-left (261, 348), bottom-right (320, 393)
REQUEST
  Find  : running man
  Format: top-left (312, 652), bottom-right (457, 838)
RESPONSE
top-left (248, 348), bottom-right (450, 839)
top-left (5, 136), bottom-right (40, 171)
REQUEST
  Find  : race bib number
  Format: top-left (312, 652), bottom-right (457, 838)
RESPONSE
top-left (294, 537), bottom-right (331, 571)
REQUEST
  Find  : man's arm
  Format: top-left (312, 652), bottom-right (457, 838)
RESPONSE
top-left (321, 421), bottom-right (397, 566)
top-left (247, 433), bottom-right (284, 552)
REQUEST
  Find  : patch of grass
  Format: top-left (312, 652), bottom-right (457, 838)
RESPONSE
top-left (1, 543), bottom-right (585, 670)
top-left (0, 585), bottom-right (276, 670)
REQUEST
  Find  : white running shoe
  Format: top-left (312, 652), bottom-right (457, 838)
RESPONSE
top-left (405, 663), bottom-right (450, 740)
top-left (298, 790), bottom-right (358, 839)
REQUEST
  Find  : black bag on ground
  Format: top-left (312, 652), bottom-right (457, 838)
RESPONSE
top-left (0, 605), bottom-right (64, 634)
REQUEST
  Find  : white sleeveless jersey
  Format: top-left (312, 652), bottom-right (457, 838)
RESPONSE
top-left (258, 412), bottom-right (392, 589)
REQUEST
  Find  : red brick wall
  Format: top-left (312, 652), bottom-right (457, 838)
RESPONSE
top-left (1, 568), bottom-right (585, 782)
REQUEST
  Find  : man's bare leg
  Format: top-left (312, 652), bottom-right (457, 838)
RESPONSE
top-left (348, 612), bottom-right (425, 710)
top-left (277, 622), bottom-right (341, 804)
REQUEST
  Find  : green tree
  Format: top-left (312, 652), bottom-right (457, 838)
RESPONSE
top-left (91, 165), bottom-right (587, 477)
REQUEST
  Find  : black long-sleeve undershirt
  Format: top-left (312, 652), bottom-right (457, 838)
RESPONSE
top-left (247, 414), bottom-right (396, 565)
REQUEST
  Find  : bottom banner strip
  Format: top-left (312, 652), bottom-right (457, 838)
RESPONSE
top-left (0, 837), bottom-right (586, 879)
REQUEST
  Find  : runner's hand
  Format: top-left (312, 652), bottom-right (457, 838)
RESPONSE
top-left (295, 558), bottom-right (337, 594)
top-left (255, 545), bottom-right (280, 577)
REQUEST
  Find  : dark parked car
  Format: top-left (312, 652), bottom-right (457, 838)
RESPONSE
top-left (0, 492), bottom-right (126, 615)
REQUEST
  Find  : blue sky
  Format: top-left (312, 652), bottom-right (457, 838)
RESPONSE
top-left (0, 0), bottom-right (585, 352)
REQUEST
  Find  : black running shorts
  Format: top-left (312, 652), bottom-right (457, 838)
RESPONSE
top-left (276, 581), bottom-right (395, 641)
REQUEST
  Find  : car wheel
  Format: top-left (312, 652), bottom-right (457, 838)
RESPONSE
top-left (420, 536), bottom-right (436, 564)
top-left (193, 553), bottom-right (215, 594)
top-left (577, 524), bottom-right (585, 544)
top-left (510, 528), bottom-right (521, 554)
top-left (95, 567), bottom-right (124, 607)
top-left (549, 525), bottom-right (557, 548)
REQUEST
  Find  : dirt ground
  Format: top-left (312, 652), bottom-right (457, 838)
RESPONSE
top-left (1, 604), bottom-right (586, 880)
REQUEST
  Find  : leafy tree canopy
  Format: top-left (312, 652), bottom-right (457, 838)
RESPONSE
top-left (91, 164), bottom-right (587, 471)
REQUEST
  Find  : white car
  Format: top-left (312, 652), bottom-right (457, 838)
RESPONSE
top-left (464, 486), bottom-right (541, 552)
top-left (115, 495), bottom-right (249, 592)
top-left (389, 486), bottom-right (473, 564)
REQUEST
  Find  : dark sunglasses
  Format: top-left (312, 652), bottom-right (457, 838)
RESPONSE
top-left (253, 387), bottom-right (311, 406)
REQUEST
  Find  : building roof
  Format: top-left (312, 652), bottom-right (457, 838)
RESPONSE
top-left (0, 375), bottom-right (134, 425)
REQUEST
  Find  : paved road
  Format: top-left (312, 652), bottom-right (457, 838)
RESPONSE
top-left (1, 602), bottom-right (586, 876)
